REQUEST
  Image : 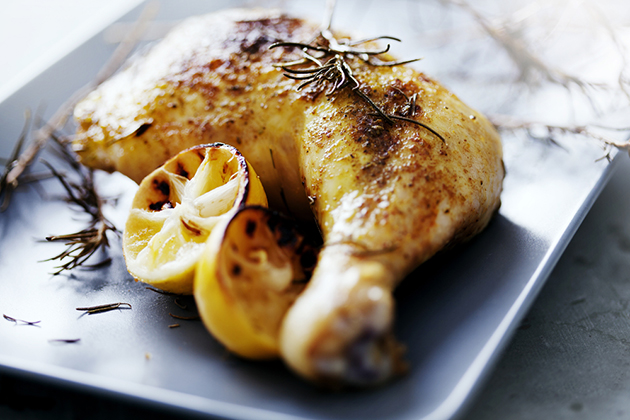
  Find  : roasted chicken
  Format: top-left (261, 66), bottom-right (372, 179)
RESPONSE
top-left (73, 8), bottom-right (504, 386)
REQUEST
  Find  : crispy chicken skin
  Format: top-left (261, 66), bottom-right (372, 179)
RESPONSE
top-left (73, 9), bottom-right (504, 386)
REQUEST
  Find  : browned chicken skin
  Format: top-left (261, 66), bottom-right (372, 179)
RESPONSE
top-left (73, 9), bottom-right (504, 386)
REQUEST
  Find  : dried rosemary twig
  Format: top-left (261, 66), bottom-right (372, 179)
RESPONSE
top-left (489, 113), bottom-right (630, 160)
top-left (0, 112), bottom-right (31, 211)
top-left (174, 298), bottom-right (188, 310)
top-left (76, 302), bottom-right (132, 314)
top-left (269, 0), bottom-right (445, 143)
top-left (169, 313), bottom-right (200, 321)
top-left (145, 286), bottom-right (179, 296)
top-left (41, 138), bottom-right (119, 274)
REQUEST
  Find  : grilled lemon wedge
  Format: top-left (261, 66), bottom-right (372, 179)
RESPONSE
top-left (123, 144), bottom-right (267, 294)
top-left (194, 206), bottom-right (318, 359)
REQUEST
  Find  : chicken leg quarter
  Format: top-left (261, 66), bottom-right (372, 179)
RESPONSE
top-left (73, 9), bottom-right (504, 386)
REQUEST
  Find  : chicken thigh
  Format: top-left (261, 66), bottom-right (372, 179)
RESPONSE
top-left (73, 8), bottom-right (504, 386)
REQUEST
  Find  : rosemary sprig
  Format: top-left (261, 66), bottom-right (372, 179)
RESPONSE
top-left (41, 137), bottom-right (119, 275)
top-left (0, 3), bottom-right (156, 274)
top-left (269, 1), bottom-right (445, 143)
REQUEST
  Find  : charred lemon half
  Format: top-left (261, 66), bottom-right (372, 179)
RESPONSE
top-left (123, 144), bottom-right (267, 294)
top-left (194, 206), bottom-right (318, 359)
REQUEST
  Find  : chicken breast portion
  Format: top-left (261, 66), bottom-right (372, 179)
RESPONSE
top-left (73, 8), bottom-right (504, 386)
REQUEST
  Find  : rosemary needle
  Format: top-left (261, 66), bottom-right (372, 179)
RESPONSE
top-left (76, 302), bottom-right (132, 314)
top-left (169, 313), bottom-right (200, 321)
top-left (48, 338), bottom-right (81, 344)
top-left (174, 298), bottom-right (188, 310)
top-left (145, 286), bottom-right (178, 296)
top-left (3, 314), bottom-right (41, 325)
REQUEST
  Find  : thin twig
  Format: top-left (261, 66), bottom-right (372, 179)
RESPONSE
top-left (321, 0), bottom-right (337, 32)
top-left (0, 111), bottom-right (31, 211)
top-left (76, 302), bottom-right (132, 314)
top-left (174, 298), bottom-right (188, 310)
top-left (145, 286), bottom-right (179, 296)
top-left (169, 313), bottom-right (200, 321)
top-left (489, 113), bottom-right (630, 160)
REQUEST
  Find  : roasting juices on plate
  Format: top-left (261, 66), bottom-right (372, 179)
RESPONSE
top-left (72, 8), bottom-right (504, 387)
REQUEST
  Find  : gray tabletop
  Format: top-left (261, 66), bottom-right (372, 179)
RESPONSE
top-left (466, 153), bottom-right (630, 420)
top-left (2, 2), bottom-right (629, 419)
